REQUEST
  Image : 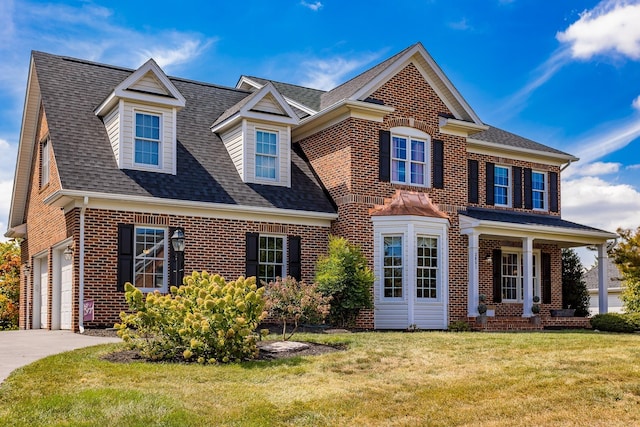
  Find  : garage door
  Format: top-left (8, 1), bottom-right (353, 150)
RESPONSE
top-left (40, 261), bottom-right (48, 329)
top-left (60, 257), bottom-right (72, 330)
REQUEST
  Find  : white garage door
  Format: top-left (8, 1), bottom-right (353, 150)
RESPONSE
top-left (40, 261), bottom-right (48, 329)
top-left (60, 257), bottom-right (72, 330)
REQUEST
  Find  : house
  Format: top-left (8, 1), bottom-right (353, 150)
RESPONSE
top-left (586, 258), bottom-right (625, 315)
top-left (6, 42), bottom-right (617, 332)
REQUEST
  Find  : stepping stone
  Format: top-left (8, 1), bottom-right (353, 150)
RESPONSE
top-left (260, 341), bottom-right (310, 353)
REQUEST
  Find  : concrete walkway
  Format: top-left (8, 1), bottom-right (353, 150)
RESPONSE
top-left (0, 330), bottom-right (121, 384)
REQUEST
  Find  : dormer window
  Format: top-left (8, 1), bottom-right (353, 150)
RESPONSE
top-left (135, 112), bottom-right (161, 166)
top-left (256, 130), bottom-right (278, 180)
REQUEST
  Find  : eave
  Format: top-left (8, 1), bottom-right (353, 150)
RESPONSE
top-left (459, 214), bottom-right (617, 247)
top-left (292, 100), bottom-right (394, 142)
top-left (467, 138), bottom-right (579, 167)
top-left (44, 190), bottom-right (337, 227)
top-left (438, 117), bottom-right (488, 137)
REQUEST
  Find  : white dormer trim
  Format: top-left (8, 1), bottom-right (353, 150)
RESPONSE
top-left (349, 44), bottom-right (483, 125)
top-left (94, 59), bottom-right (186, 116)
top-left (211, 83), bottom-right (299, 133)
top-left (236, 76), bottom-right (318, 117)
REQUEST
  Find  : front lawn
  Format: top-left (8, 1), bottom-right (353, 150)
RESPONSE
top-left (1, 331), bottom-right (639, 426)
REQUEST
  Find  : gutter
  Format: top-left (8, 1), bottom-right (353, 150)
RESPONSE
top-left (78, 196), bottom-right (88, 333)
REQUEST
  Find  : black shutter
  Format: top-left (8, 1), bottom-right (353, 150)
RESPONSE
top-left (245, 232), bottom-right (259, 279)
top-left (468, 159), bottom-right (479, 204)
top-left (117, 224), bottom-right (134, 292)
top-left (549, 171), bottom-right (559, 212)
top-left (493, 249), bottom-right (502, 303)
top-left (524, 168), bottom-right (533, 210)
top-left (288, 236), bottom-right (302, 281)
top-left (513, 166), bottom-right (523, 208)
top-left (486, 162), bottom-right (495, 206)
top-left (379, 130), bottom-right (391, 182)
top-left (432, 139), bottom-right (444, 189)
top-left (542, 253), bottom-right (552, 304)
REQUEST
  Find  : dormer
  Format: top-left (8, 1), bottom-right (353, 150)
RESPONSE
top-left (95, 59), bottom-right (186, 175)
top-left (211, 83), bottom-right (299, 187)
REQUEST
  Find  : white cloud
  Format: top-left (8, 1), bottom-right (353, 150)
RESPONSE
top-left (562, 176), bottom-right (640, 233)
top-left (627, 164), bottom-right (640, 170)
top-left (299, 52), bottom-right (381, 90)
top-left (633, 94), bottom-right (640, 110)
top-left (0, 138), bottom-right (17, 182)
top-left (557, 0), bottom-right (640, 60)
top-left (139, 37), bottom-right (215, 70)
top-left (0, 179), bottom-right (13, 239)
top-left (573, 161), bottom-right (622, 176)
top-left (449, 18), bottom-right (472, 31)
top-left (301, 1), bottom-right (323, 11)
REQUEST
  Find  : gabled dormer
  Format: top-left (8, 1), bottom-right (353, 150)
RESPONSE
top-left (94, 59), bottom-right (186, 175)
top-left (211, 83), bottom-right (299, 187)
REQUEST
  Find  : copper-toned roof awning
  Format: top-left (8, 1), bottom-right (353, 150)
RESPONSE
top-left (370, 190), bottom-right (449, 220)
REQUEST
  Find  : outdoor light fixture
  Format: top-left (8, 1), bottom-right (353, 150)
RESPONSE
top-left (63, 245), bottom-right (74, 260)
top-left (171, 228), bottom-right (185, 287)
top-left (484, 253), bottom-right (492, 264)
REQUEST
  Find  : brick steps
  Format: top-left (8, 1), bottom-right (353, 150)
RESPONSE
top-left (468, 316), bottom-right (590, 332)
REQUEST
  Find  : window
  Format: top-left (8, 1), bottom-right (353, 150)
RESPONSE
top-left (532, 171), bottom-right (547, 210)
top-left (391, 134), bottom-right (427, 186)
top-left (258, 235), bottom-right (284, 284)
top-left (416, 237), bottom-right (438, 299)
top-left (383, 236), bottom-right (403, 298)
top-left (501, 251), bottom-right (539, 302)
top-left (134, 227), bottom-right (166, 291)
top-left (494, 165), bottom-right (510, 206)
top-left (135, 113), bottom-right (161, 166)
top-left (256, 130), bottom-right (278, 180)
top-left (41, 139), bottom-right (50, 186)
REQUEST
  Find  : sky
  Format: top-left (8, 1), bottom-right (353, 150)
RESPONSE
top-left (1, 0), bottom-right (640, 267)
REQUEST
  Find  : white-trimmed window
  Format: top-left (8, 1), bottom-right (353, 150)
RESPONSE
top-left (494, 165), bottom-right (510, 206)
top-left (134, 112), bottom-right (161, 166)
top-left (259, 235), bottom-right (285, 284)
top-left (532, 171), bottom-right (547, 210)
top-left (501, 250), bottom-right (540, 302)
top-left (256, 130), bottom-right (278, 180)
top-left (383, 235), bottom-right (403, 298)
top-left (41, 138), bottom-right (50, 187)
top-left (416, 236), bottom-right (438, 299)
top-left (391, 133), bottom-right (428, 186)
top-left (134, 226), bottom-right (167, 291)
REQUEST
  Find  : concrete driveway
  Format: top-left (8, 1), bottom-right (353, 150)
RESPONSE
top-left (0, 330), bottom-right (121, 384)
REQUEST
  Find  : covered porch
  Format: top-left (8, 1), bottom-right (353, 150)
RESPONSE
top-left (459, 208), bottom-right (617, 328)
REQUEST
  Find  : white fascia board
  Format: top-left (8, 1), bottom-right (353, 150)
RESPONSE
top-left (45, 190), bottom-right (337, 227)
top-left (292, 100), bottom-right (394, 141)
top-left (4, 223), bottom-right (27, 239)
top-left (244, 83), bottom-right (300, 122)
top-left (243, 110), bottom-right (299, 125)
top-left (438, 117), bottom-right (488, 137)
top-left (467, 138), bottom-right (579, 166)
top-left (458, 214), bottom-right (617, 245)
top-left (283, 96), bottom-right (317, 116)
top-left (371, 214), bottom-right (450, 228)
top-left (236, 76), bottom-right (263, 90)
top-left (8, 58), bottom-right (41, 230)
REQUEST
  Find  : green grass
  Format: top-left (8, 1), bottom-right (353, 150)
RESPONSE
top-left (1, 331), bottom-right (640, 426)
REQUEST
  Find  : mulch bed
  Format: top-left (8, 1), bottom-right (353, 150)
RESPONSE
top-left (89, 328), bottom-right (344, 363)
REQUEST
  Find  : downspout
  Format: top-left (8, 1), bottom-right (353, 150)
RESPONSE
top-left (560, 159), bottom-right (573, 172)
top-left (78, 196), bottom-right (88, 333)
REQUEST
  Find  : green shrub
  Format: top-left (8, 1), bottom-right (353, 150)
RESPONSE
top-left (590, 313), bottom-right (636, 333)
top-left (623, 312), bottom-right (640, 330)
top-left (115, 272), bottom-right (267, 363)
top-left (264, 277), bottom-right (331, 340)
top-left (448, 320), bottom-right (471, 332)
top-left (0, 294), bottom-right (18, 330)
top-left (316, 236), bottom-right (374, 327)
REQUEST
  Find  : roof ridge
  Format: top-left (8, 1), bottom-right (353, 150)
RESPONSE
top-left (244, 75), bottom-right (326, 94)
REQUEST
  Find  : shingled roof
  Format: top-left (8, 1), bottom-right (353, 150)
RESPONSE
top-left (32, 52), bottom-right (336, 214)
top-left (469, 126), bottom-right (576, 158)
top-left (242, 76), bottom-right (325, 113)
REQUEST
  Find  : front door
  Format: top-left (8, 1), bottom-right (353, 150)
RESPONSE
top-left (60, 256), bottom-right (72, 330)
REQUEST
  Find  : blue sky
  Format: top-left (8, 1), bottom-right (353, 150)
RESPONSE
top-left (1, 0), bottom-right (640, 266)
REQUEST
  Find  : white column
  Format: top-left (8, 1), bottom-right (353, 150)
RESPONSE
top-left (597, 243), bottom-right (609, 314)
top-left (468, 232), bottom-right (480, 317)
top-left (522, 237), bottom-right (534, 317)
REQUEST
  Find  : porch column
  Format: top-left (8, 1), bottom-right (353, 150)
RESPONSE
top-left (522, 237), bottom-right (534, 317)
top-left (468, 231), bottom-right (480, 317)
top-left (597, 243), bottom-right (609, 314)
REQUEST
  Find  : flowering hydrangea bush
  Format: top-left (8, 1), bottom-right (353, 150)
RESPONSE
top-left (115, 272), bottom-right (267, 363)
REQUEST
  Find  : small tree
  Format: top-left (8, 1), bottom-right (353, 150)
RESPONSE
top-left (264, 277), bottom-right (331, 340)
top-left (0, 241), bottom-right (20, 330)
top-left (315, 236), bottom-right (374, 327)
top-left (562, 248), bottom-right (589, 317)
top-left (611, 227), bottom-right (640, 313)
